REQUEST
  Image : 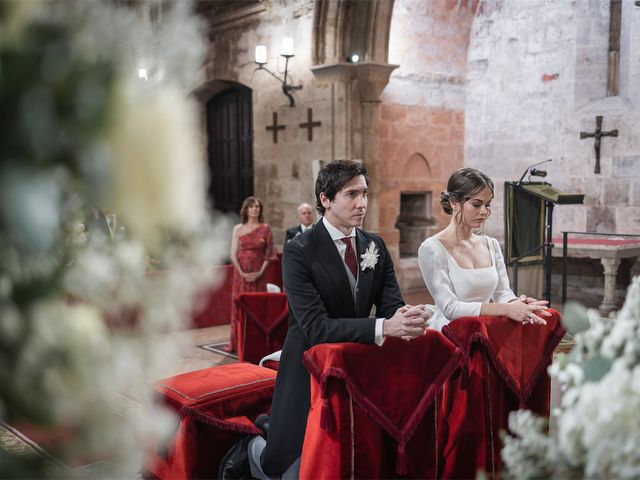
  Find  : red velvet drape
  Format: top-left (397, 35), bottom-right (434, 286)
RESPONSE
top-left (438, 311), bottom-right (565, 479)
top-left (235, 292), bottom-right (289, 364)
top-left (301, 333), bottom-right (463, 479)
top-left (263, 252), bottom-right (283, 289)
top-left (190, 265), bottom-right (234, 328)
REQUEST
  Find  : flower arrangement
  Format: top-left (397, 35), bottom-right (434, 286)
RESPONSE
top-left (502, 276), bottom-right (640, 479)
top-left (0, 1), bottom-right (229, 477)
top-left (360, 241), bottom-right (379, 271)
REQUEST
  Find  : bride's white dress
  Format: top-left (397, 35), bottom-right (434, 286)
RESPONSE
top-left (418, 236), bottom-right (516, 331)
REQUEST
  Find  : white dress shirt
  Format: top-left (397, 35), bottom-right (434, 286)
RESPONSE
top-left (322, 217), bottom-right (385, 345)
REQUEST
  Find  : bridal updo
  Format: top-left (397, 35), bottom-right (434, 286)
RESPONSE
top-left (440, 168), bottom-right (494, 215)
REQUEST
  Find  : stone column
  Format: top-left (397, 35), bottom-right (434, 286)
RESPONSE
top-left (311, 62), bottom-right (397, 235)
top-left (353, 63), bottom-right (397, 233)
top-left (599, 257), bottom-right (621, 315)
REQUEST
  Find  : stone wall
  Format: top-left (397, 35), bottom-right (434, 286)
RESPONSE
top-left (379, 0), bottom-right (476, 289)
top-left (466, 0), bottom-right (640, 241)
top-left (197, 0), bottom-right (342, 242)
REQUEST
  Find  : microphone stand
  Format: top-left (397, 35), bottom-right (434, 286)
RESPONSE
top-left (513, 159), bottom-right (554, 304)
top-left (517, 159), bottom-right (552, 185)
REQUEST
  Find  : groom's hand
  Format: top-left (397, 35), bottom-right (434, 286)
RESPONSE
top-left (383, 305), bottom-right (429, 340)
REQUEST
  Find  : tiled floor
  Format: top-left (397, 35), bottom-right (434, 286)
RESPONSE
top-left (152, 324), bottom-right (235, 380)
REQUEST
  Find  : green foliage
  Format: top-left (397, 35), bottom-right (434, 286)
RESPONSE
top-left (561, 301), bottom-right (590, 335)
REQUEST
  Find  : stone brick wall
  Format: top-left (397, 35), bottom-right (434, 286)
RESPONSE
top-left (378, 0), bottom-right (477, 289)
top-left (377, 104), bottom-right (464, 253)
top-left (466, 0), bottom-right (640, 241)
top-left (198, 0), bottom-right (341, 243)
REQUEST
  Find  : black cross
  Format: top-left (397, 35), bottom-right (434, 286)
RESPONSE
top-left (580, 115), bottom-right (618, 174)
top-left (299, 108), bottom-right (322, 142)
top-left (265, 112), bottom-right (285, 144)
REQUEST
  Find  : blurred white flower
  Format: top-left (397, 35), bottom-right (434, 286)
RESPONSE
top-left (505, 276), bottom-right (640, 479)
top-left (0, 2), bottom-right (229, 476)
top-left (0, 303), bottom-right (23, 344)
top-left (0, 0), bottom-right (40, 47)
top-left (106, 81), bottom-right (207, 245)
top-left (0, 166), bottom-right (62, 252)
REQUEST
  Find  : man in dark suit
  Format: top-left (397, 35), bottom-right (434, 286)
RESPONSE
top-left (220, 160), bottom-right (430, 479)
top-left (284, 202), bottom-right (315, 242)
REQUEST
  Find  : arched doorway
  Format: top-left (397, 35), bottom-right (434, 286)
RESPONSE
top-left (206, 84), bottom-right (253, 214)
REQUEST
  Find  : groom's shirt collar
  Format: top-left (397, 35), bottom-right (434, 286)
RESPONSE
top-left (322, 217), bottom-right (356, 241)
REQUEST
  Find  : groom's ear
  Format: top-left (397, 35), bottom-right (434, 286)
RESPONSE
top-left (319, 192), bottom-right (331, 210)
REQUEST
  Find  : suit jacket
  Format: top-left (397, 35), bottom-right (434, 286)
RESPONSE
top-left (262, 220), bottom-right (405, 475)
top-left (285, 225), bottom-right (302, 242)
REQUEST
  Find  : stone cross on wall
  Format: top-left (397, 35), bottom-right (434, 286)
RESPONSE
top-left (579, 115), bottom-right (618, 174)
top-left (299, 108), bottom-right (321, 141)
top-left (266, 112), bottom-right (285, 144)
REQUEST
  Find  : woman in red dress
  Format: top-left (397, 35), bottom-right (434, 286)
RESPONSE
top-left (226, 196), bottom-right (277, 353)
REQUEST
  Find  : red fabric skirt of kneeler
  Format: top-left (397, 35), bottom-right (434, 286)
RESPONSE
top-left (191, 265), bottom-right (234, 328)
top-left (438, 311), bottom-right (565, 479)
top-left (264, 252), bottom-right (283, 289)
top-left (146, 363), bottom-right (277, 480)
top-left (301, 332), bottom-right (463, 479)
top-left (236, 292), bottom-right (288, 364)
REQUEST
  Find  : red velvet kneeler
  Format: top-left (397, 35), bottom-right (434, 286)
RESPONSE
top-left (191, 265), bottom-right (234, 328)
top-left (264, 252), bottom-right (283, 289)
top-left (146, 363), bottom-right (277, 480)
top-left (439, 311), bottom-right (565, 479)
top-left (145, 265), bottom-right (234, 329)
top-left (301, 333), bottom-right (463, 479)
top-left (235, 292), bottom-right (289, 364)
top-left (261, 359), bottom-right (280, 371)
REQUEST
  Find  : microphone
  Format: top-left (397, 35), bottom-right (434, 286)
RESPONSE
top-left (518, 159), bottom-right (552, 185)
top-left (530, 168), bottom-right (547, 177)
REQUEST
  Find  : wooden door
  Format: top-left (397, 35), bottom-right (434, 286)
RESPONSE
top-left (207, 85), bottom-right (253, 213)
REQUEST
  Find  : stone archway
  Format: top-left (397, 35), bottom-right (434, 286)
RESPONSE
top-left (312, 0), bottom-right (395, 65)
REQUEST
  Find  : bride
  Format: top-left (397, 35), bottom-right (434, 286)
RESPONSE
top-left (418, 168), bottom-right (550, 331)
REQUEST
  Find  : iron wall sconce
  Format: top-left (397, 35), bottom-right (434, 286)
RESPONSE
top-left (255, 37), bottom-right (302, 107)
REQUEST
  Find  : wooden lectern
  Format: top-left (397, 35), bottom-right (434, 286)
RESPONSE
top-left (504, 182), bottom-right (584, 304)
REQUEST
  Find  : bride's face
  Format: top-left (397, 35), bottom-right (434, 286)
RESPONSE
top-left (454, 187), bottom-right (493, 229)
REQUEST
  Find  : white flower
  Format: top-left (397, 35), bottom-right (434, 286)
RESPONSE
top-left (360, 241), bottom-right (379, 270)
top-left (106, 81), bottom-right (207, 246)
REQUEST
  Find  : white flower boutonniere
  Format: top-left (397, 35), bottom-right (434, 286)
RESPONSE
top-left (360, 241), bottom-right (379, 271)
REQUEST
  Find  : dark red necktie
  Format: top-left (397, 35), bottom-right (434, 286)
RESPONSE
top-left (341, 238), bottom-right (357, 278)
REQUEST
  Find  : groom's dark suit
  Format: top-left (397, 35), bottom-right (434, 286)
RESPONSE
top-left (261, 219), bottom-right (405, 475)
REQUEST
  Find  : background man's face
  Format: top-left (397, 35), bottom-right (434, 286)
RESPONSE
top-left (298, 205), bottom-right (314, 227)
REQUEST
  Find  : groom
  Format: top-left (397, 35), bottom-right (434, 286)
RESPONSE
top-left (220, 160), bottom-right (430, 479)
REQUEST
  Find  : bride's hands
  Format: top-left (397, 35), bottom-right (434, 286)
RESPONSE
top-left (506, 299), bottom-right (551, 325)
top-left (518, 294), bottom-right (549, 307)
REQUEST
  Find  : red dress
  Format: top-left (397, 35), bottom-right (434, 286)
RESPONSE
top-left (229, 223), bottom-right (277, 351)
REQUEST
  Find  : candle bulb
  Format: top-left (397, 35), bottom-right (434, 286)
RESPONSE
top-left (281, 37), bottom-right (294, 57)
top-left (255, 45), bottom-right (267, 64)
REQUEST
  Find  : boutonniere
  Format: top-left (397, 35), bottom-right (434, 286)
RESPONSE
top-left (360, 241), bottom-right (379, 271)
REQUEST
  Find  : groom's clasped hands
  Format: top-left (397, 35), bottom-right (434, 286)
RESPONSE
top-left (383, 304), bottom-right (431, 341)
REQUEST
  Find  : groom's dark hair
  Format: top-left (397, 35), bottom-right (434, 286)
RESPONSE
top-left (315, 160), bottom-right (368, 215)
